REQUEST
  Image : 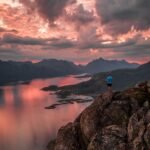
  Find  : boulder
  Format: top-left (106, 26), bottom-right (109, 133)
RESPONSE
top-left (88, 125), bottom-right (127, 150)
top-left (80, 92), bottom-right (112, 144)
top-left (54, 123), bottom-right (80, 150)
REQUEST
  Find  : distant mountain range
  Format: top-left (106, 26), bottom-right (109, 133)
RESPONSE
top-left (58, 61), bottom-right (150, 96)
top-left (83, 58), bottom-right (139, 73)
top-left (0, 59), bottom-right (81, 85)
top-left (0, 58), bottom-right (139, 85)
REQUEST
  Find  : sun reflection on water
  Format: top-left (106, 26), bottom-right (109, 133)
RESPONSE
top-left (0, 75), bottom-right (91, 150)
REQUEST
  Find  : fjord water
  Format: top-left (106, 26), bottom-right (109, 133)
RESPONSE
top-left (0, 75), bottom-right (91, 150)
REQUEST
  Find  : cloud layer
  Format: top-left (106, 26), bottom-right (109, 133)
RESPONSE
top-left (96, 0), bottom-right (150, 35)
top-left (19, 0), bottom-right (76, 23)
top-left (0, 0), bottom-right (149, 64)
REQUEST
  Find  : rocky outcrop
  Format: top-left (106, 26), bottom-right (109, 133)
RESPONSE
top-left (47, 81), bottom-right (150, 150)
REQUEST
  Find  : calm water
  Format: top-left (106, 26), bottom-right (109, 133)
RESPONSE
top-left (0, 75), bottom-right (91, 150)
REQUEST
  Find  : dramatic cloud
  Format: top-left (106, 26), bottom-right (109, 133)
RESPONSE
top-left (1, 34), bottom-right (46, 45)
top-left (0, 34), bottom-right (76, 49)
top-left (19, 0), bottom-right (76, 23)
top-left (66, 4), bottom-right (95, 25)
top-left (0, 27), bottom-right (18, 33)
top-left (0, 47), bottom-right (20, 55)
top-left (0, 32), bottom-right (150, 63)
top-left (0, 4), bottom-right (47, 38)
top-left (80, 39), bottom-right (136, 50)
top-left (96, 0), bottom-right (150, 35)
top-left (49, 38), bottom-right (75, 49)
top-left (0, 0), bottom-right (149, 64)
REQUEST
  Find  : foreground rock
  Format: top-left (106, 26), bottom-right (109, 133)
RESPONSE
top-left (47, 81), bottom-right (150, 150)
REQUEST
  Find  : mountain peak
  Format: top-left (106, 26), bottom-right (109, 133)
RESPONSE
top-left (85, 58), bottom-right (139, 73)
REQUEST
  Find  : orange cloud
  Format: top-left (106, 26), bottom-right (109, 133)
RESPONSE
top-left (0, 1), bottom-right (149, 64)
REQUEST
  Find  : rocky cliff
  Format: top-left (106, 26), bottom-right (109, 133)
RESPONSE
top-left (47, 81), bottom-right (150, 150)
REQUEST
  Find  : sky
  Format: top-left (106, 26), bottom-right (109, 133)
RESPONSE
top-left (0, 0), bottom-right (150, 64)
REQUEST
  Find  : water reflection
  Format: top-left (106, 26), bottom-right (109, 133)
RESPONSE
top-left (0, 75), bottom-right (91, 150)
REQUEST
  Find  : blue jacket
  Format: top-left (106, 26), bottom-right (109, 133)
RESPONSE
top-left (106, 76), bottom-right (112, 84)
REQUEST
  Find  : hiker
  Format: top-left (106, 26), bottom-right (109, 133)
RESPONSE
top-left (106, 75), bottom-right (113, 92)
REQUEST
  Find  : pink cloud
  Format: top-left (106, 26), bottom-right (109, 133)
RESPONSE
top-left (0, 1), bottom-right (149, 64)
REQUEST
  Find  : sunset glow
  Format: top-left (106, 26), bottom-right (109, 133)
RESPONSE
top-left (0, 0), bottom-right (149, 64)
top-left (0, 77), bottom-right (91, 150)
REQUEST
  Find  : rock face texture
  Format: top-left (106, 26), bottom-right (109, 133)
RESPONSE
top-left (47, 81), bottom-right (150, 150)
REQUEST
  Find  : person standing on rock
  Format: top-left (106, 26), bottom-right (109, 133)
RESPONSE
top-left (106, 75), bottom-right (113, 92)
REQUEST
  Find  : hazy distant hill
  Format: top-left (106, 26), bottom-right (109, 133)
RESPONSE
top-left (58, 61), bottom-right (150, 96)
top-left (35, 59), bottom-right (82, 75)
top-left (0, 58), bottom-right (139, 86)
top-left (83, 58), bottom-right (139, 73)
top-left (0, 59), bottom-right (82, 85)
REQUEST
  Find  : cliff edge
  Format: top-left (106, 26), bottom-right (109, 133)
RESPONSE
top-left (48, 81), bottom-right (150, 150)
